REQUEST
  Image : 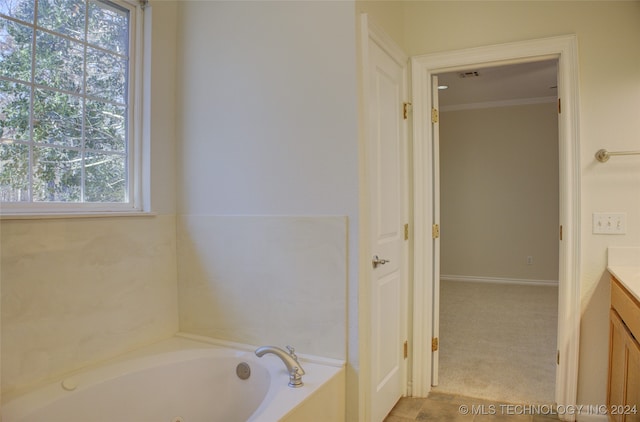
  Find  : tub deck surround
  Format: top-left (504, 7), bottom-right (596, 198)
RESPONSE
top-left (177, 215), bottom-right (347, 360)
top-left (1, 335), bottom-right (346, 422)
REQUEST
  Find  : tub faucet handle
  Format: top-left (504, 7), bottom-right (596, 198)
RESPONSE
top-left (286, 345), bottom-right (298, 362)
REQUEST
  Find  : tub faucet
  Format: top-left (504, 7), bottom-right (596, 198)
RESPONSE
top-left (255, 345), bottom-right (306, 388)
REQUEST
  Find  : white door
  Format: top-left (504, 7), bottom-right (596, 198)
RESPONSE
top-left (366, 22), bottom-right (408, 422)
top-left (431, 75), bottom-right (441, 387)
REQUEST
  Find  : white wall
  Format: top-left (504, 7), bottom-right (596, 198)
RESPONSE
top-left (402, 0), bottom-right (640, 408)
top-left (176, 1), bottom-right (358, 217)
top-left (0, 0), bottom-right (180, 398)
top-left (174, 0), bottom-right (358, 411)
top-left (440, 103), bottom-right (559, 282)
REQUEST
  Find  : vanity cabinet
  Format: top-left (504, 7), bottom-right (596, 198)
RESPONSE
top-left (608, 276), bottom-right (640, 422)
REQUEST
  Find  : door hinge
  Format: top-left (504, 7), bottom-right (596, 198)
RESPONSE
top-left (432, 337), bottom-right (439, 352)
top-left (431, 107), bottom-right (439, 124)
top-left (404, 223), bottom-right (409, 241)
top-left (403, 102), bottom-right (412, 120)
top-left (557, 350), bottom-right (560, 365)
top-left (404, 340), bottom-right (409, 359)
top-left (559, 225), bottom-right (563, 241)
top-left (432, 224), bottom-right (440, 239)
top-left (558, 98), bottom-right (562, 114)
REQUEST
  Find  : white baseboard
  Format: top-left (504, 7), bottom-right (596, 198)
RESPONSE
top-left (441, 274), bottom-right (559, 287)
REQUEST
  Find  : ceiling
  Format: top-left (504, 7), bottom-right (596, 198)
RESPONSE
top-left (437, 59), bottom-right (558, 109)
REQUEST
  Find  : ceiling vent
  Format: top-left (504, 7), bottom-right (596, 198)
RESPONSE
top-left (458, 71), bottom-right (480, 78)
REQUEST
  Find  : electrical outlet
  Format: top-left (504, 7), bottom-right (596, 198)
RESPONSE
top-left (592, 212), bottom-right (627, 235)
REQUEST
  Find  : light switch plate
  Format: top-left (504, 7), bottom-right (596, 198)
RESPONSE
top-left (592, 212), bottom-right (627, 235)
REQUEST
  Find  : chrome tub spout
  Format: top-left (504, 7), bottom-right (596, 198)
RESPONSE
top-left (255, 345), bottom-right (305, 388)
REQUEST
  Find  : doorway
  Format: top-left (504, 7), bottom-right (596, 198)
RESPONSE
top-left (434, 61), bottom-right (560, 404)
top-left (409, 36), bottom-right (581, 413)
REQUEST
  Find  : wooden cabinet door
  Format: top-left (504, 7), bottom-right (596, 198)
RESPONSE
top-left (609, 308), bottom-right (640, 422)
top-left (627, 335), bottom-right (640, 422)
top-left (610, 309), bottom-right (627, 422)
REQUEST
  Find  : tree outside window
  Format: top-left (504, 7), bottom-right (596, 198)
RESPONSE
top-left (0, 0), bottom-right (133, 207)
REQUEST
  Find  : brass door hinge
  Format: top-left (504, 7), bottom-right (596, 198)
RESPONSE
top-left (560, 225), bottom-right (563, 241)
top-left (432, 224), bottom-right (440, 239)
top-left (557, 350), bottom-right (560, 365)
top-left (558, 98), bottom-right (562, 114)
top-left (432, 337), bottom-right (439, 352)
top-left (404, 340), bottom-right (408, 359)
top-left (403, 102), bottom-right (412, 120)
top-left (431, 108), bottom-right (439, 124)
top-left (404, 223), bottom-right (409, 241)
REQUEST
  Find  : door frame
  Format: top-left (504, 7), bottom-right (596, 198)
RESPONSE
top-left (410, 35), bottom-right (581, 416)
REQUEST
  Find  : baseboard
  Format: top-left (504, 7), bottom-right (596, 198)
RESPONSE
top-left (441, 274), bottom-right (559, 287)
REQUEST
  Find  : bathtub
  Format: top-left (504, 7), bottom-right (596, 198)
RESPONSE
top-left (1, 335), bottom-right (346, 422)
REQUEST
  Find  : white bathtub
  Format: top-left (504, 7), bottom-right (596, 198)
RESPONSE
top-left (1, 335), bottom-right (346, 422)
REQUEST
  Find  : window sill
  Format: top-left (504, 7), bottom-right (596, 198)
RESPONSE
top-left (0, 211), bottom-right (157, 221)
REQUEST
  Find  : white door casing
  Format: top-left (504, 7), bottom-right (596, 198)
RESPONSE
top-left (361, 14), bottom-right (409, 422)
top-left (410, 35), bottom-right (581, 420)
top-left (431, 75), bottom-right (441, 387)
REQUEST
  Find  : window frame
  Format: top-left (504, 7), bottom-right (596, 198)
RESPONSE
top-left (0, 0), bottom-right (147, 216)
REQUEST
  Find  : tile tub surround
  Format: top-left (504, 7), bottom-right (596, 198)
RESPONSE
top-left (177, 215), bottom-right (347, 360)
top-left (1, 215), bottom-right (179, 397)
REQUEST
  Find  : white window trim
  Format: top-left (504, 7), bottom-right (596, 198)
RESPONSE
top-left (0, 0), bottom-right (149, 218)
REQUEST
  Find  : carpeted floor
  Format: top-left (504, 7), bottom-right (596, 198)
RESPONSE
top-left (433, 280), bottom-right (558, 405)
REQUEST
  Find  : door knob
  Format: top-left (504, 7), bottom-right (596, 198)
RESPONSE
top-left (372, 255), bottom-right (390, 268)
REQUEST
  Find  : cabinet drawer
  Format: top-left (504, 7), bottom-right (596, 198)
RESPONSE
top-left (612, 277), bottom-right (640, 342)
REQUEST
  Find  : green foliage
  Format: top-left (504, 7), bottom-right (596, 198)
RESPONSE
top-left (0, 0), bottom-right (129, 203)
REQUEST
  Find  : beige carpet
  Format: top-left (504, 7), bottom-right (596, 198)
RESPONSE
top-left (433, 280), bottom-right (558, 405)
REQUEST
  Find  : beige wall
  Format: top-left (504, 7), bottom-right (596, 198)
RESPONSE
top-left (0, 0), bottom-right (180, 398)
top-left (356, 0), bottom-right (405, 48)
top-left (174, 0), bottom-right (356, 416)
top-left (403, 1), bottom-right (640, 407)
top-left (173, 0), bottom-right (357, 331)
top-left (440, 103), bottom-right (559, 282)
top-left (358, 0), bottom-right (640, 411)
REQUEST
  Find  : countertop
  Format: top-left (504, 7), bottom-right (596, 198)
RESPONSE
top-left (608, 266), bottom-right (640, 303)
top-left (608, 247), bottom-right (640, 303)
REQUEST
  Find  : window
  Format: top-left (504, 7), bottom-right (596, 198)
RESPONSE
top-left (0, 0), bottom-right (143, 214)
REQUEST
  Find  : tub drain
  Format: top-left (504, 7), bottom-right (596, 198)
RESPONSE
top-left (236, 362), bottom-right (251, 380)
